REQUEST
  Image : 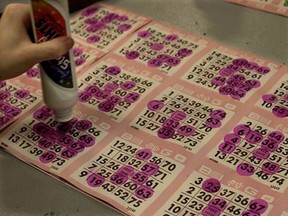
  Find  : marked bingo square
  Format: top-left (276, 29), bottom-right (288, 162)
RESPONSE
top-left (70, 3), bottom-right (150, 55)
top-left (77, 60), bottom-right (160, 122)
top-left (181, 48), bottom-right (275, 103)
top-left (208, 116), bottom-right (288, 193)
top-left (0, 104), bottom-right (108, 174)
top-left (226, 0), bottom-right (288, 17)
top-left (0, 78), bottom-right (41, 130)
top-left (258, 73), bottom-right (288, 119)
top-left (155, 170), bottom-right (272, 216)
top-left (114, 22), bottom-right (207, 76)
top-left (131, 87), bottom-right (234, 153)
top-left (73, 42), bottom-right (98, 72)
top-left (69, 136), bottom-right (184, 216)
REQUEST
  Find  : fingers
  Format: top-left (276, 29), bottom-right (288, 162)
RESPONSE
top-left (25, 36), bottom-right (75, 65)
top-left (2, 3), bottom-right (31, 29)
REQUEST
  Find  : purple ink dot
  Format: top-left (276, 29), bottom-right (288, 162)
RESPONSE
top-left (237, 162), bottom-right (255, 176)
top-left (261, 139), bottom-right (278, 152)
top-left (205, 117), bottom-right (222, 128)
top-left (0, 81), bottom-right (6, 88)
top-left (85, 85), bottom-right (100, 95)
top-left (5, 107), bottom-right (22, 118)
top-left (256, 66), bottom-right (270, 75)
top-left (267, 131), bottom-right (285, 143)
top-left (224, 133), bottom-right (242, 145)
top-left (202, 206), bottom-right (221, 216)
top-left (131, 172), bottom-right (149, 185)
top-left (244, 62), bottom-right (259, 71)
top-left (163, 118), bottom-right (180, 129)
top-left (156, 54), bottom-right (170, 62)
top-left (234, 124), bottom-right (251, 136)
top-left (157, 126), bottom-right (175, 139)
top-left (233, 58), bottom-right (248, 66)
top-left (135, 149), bottom-right (153, 160)
top-left (101, 13), bottom-right (118, 23)
top-left (226, 64), bottom-right (242, 72)
top-left (81, 6), bottom-right (98, 17)
top-left (104, 83), bottom-right (119, 92)
top-left (84, 17), bottom-right (98, 25)
top-left (124, 92), bottom-right (140, 103)
top-left (0, 90), bottom-right (10, 101)
top-left (202, 178), bottom-right (221, 193)
top-left (171, 111), bottom-right (187, 121)
top-left (118, 165), bottom-right (135, 177)
top-left (110, 173), bottom-right (128, 185)
top-left (118, 23), bottom-right (132, 32)
top-left (165, 34), bottom-right (179, 41)
top-left (211, 76), bottom-right (226, 86)
top-left (237, 83), bottom-right (253, 92)
top-left (120, 81), bottom-right (136, 91)
top-left (219, 85), bottom-right (235, 96)
top-left (26, 68), bottom-right (40, 78)
top-left (147, 58), bottom-right (163, 67)
top-left (253, 147), bottom-right (270, 160)
top-left (135, 185), bottom-right (154, 200)
top-left (141, 162), bottom-right (160, 176)
top-left (232, 74), bottom-right (246, 82)
top-left (147, 100), bottom-right (164, 111)
top-left (166, 57), bottom-right (181, 67)
top-left (262, 94), bottom-right (278, 103)
top-left (87, 173), bottom-right (105, 187)
top-left (75, 120), bottom-right (92, 131)
top-left (38, 138), bottom-right (54, 149)
top-left (126, 50), bottom-right (140, 60)
top-left (272, 105), bottom-right (288, 118)
top-left (230, 89), bottom-right (246, 100)
top-left (0, 116), bottom-right (12, 127)
top-left (57, 135), bottom-right (74, 147)
top-left (75, 58), bottom-right (86, 67)
top-left (86, 22), bottom-right (106, 32)
top-left (218, 142), bottom-right (236, 154)
top-left (210, 109), bottom-right (226, 120)
top-left (69, 142), bottom-right (85, 153)
top-left (107, 95), bottom-right (122, 105)
top-left (78, 134), bottom-right (95, 147)
top-left (94, 90), bottom-right (110, 101)
top-left (248, 199), bottom-right (268, 214)
top-left (105, 66), bottom-right (121, 76)
top-left (137, 30), bottom-right (152, 39)
top-left (219, 68), bottom-right (235, 77)
top-left (117, 15), bottom-right (129, 22)
top-left (150, 43), bottom-right (164, 51)
top-left (40, 151), bottom-right (57, 164)
top-left (284, 93), bottom-right (288, 102)
top-left (178, 48), bottom-right (193, 57)
top-left (0, 102), bottom-right (10, 112)
top-left (33, 123), bottom-right (53, 138)
top-left (61, 148), bottom-right (78, 159)
top-left (73, 48), bottom-right (83, 57)
top-left (208, 198), bottom-right (227, 211)
top-left (98, 101), bottom-right (115, 112)
top-left (79, 91), bottom-right (92, 103)
top-left (86, 35), bottom-right (101, 43)
top-left (262, 161), bottom-right (280, 175)
top-left (177, 125), bottom-right (195, 136)
top-left (14, 89), bottom-right (30, 99)
top-left (245, 79), bottom-right (261, 88)
top-left (33, 110), bottom-right (50, 121)
top-left (242, 210), bottom-right (261, 216)
top-left (226, 79), bottom-right (241, 88)
top-left (245, 130), bottom-right (263, 144)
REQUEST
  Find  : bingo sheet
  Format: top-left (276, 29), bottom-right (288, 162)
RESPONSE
top-left (226, 0), bottom-right (288, 17)
top-left (0, 2), bottom-right (288, 216)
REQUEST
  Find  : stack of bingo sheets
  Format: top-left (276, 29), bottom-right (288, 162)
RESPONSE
top-left (0, 2), bottom-right (288, 216)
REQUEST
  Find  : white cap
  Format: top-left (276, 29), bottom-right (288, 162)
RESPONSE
top-left (53, 108), bottom-right (73, 122)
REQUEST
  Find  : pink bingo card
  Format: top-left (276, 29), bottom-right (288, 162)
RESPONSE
top-left (226, 0), bottom-right (288, 17)
top-left (70, 3), bottom-right (151, 59)
top-left (1, 2), bottom-right (288, 216)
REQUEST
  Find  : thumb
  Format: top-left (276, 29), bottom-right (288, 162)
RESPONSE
top-left (26, 36), bottom-right (74, 64)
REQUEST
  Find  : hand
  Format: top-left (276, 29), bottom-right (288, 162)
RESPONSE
top-left (0, 4), bottom-right (74, 81)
